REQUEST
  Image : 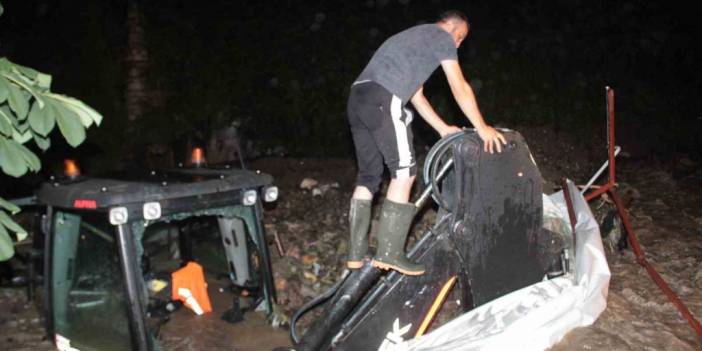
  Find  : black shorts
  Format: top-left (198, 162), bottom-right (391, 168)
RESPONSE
top-left (347, 81), bottom-right (417, 194)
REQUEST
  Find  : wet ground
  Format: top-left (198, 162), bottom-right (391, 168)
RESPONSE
top-left (158, 278), bottom-right (291, 351)
top-left (1, 126), bottom-right (701, 350)
top-left (549, 166), bottom-right (702, 351)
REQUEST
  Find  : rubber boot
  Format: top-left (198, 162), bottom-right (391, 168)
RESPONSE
top-left (347, 199), bottom-right (372, 269)
top-left (371, 199), bottom-right (425, 275)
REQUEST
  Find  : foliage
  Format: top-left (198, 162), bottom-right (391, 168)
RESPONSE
top-left (4, 1), bottom-right (701, 163)
top-left (0, 57), bottom-right (103, 260)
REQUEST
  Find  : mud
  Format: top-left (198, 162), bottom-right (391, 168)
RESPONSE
top-left (0, 288), bottom-right (53, 351)
top-left (158, 279), bottom-right (291, 351)
top-left (549, 167), bottom-right (702, 351)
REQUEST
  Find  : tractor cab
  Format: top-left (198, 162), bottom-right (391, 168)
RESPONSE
top-left (36, 153), bottom-right (278, 351)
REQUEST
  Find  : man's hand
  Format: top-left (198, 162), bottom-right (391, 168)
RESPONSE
top-left (476, 125), bottom-right (507, 153)
top-left (439, 125), bottom-right (462, 138)
top-left (441, 61), bottom-right (505, 153)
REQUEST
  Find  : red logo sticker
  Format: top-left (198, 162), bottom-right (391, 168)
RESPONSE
top-left (73, 199), bottom-right (97, 209)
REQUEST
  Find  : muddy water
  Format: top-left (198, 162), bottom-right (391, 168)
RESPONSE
top-left (158, 308), bottom-right (291, 351)
top-left (158, 279), bottom-right (292, 351)
top-left (549, 169), bottom-right (702, 351)
top-left (0, 277), bottom-right (292, 351)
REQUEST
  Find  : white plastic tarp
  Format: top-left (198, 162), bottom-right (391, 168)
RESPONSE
top-left (398, 181), bottom-right (611, 351)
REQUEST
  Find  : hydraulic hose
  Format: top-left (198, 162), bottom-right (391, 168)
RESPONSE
top-left (422, 130), bottom-right (467, 210)
top-left (290, 270), bottom-right (350, 344)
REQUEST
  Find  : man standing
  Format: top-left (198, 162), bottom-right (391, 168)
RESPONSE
top-left (346, 10), bottom-right (506, 275)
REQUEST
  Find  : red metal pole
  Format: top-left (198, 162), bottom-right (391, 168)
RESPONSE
top-left (609, 190), bottom-right (702, 337)
top-left (587, 87), bottom-right (702, 338)
top-left (561, 178), bottom-right (577, 247)
top-left (584, 183), bottom-right (615, 202)
top-left (607, 87), bottom-right (616, 186)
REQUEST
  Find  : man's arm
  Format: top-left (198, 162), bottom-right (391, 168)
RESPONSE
top-left (441, 59), bottom-right (506, 153)
top-left (410, 86), bottom-right (462, 137)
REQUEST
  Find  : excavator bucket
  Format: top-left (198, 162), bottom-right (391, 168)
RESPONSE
top-left (293, 130), bottom-right (565, 351)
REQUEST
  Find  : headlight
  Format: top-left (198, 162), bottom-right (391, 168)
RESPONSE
top-left (143, 202), bottom-right (162, 220)
top-left (109, 207), bottom-right (129, 225)
top-left (264, 186), bottom-right (279, 202)
top-left (242, 190), bottom-right (258, 206)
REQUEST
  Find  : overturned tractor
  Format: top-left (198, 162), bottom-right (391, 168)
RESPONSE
top-left (288, 129), bottom-right (580, 351)
top-left (34, 155), bottom-right (281, 350)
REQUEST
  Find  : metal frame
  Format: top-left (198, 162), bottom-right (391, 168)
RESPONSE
top-left (37, 165), bottom-right (278, 350)
top-left (115, 222), bottom-right (151, 351)
top-left (42, 206), bottom-right (54, 342)
top-left (254, 200), bottom-right (277, 311)
top-left (583, 87), bottom-right (702, 337)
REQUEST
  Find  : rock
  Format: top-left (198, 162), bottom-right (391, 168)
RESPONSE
top-left (300, 178), bottom-right (318, 190)
top-left (301, 254), bottom-right (317, 265)
top-left (269, 304), bottom-right (290, 328)
top-left (336, 239), bottom-right (348, 255)
top-left (285, 244), bottom-right (301, 260)
top-left (321, 231), bottom-right (336, 241)
top-left (275, 277), bottom-right (288, 291)
top-left (299, 284), bottom-right (318, 299)
top-left (303, 271), bottom-right (318, 283)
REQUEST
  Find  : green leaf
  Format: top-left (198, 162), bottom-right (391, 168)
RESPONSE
top-left (28, 99), bottom-right (55, 136)
top-left (4, 72), bottom-right (44, 108)
top-left (16, 228), bottom-right (27, 242)
top-left (12, 61), bottom-right (52, 88)
top-left (0, 107), bottom-right (11, 136)
top-left (0, 76), bottom-right (8, 104)
top-left (15, 142), bottom-right (40, 172)
top-left (0, 58), bottom-right (10, 71)
top-left (36, 73), bottom-right (52, 89)
top-left (0, 197), bottom-right (21, 214)
top-left (0, 105), bottom-right (15, 124)
top-left (14, 118), bottom-right (29, 132)
top-left (5, 78), bottom-right (30, 119)
top-left (0, 224), bottom-right (15, 261)
top-left (54, 100), bottom-right (86, 147)
top-left (32, 131), bottom-right (51, 151)
top-left (0, 211), bottom-right (27, 241)
top-left (13, 63), bottom-right (39, 80)
top-left (12, 127), bottom-right (32, 144)
top-left (46, 93), bottom-right (102, 127)
top-left (0, 137), bottom-right (28, 177)
top-left (11, 142), bottom-right (40, 172)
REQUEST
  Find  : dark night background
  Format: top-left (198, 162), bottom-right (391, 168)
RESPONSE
top-left (1, 0), bottom-right (701, 176)
top-left (2, 2), bottom-right (702, 349)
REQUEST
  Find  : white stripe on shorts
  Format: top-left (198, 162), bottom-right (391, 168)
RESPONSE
top-left (390, 95), bottom-right (412, 177)
top-left (396, 167), bottom-right (410, 179)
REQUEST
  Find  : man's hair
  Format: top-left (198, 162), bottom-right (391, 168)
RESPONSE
top-left (437, 10), bottom-right (469, 27)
